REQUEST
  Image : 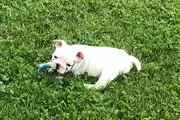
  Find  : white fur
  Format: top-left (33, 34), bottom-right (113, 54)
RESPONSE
top-left (50, 40), bottom-right (141, 89)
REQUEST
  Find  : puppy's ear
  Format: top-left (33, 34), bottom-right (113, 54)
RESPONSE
top-left (54, 39), bottom-right (67, 48)
top-left (76, 52), bottom-right (84, 62)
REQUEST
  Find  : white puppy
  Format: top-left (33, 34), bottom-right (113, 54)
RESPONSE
top-left (50, 40), bottom-right (141, 89)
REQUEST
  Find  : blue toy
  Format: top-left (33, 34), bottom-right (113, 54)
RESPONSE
top-left (37, 63), bottom-right (63, 79)
top-left (38, 63), bottom-right (56, 73)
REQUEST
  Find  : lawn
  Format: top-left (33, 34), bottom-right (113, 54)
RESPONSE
top-left (0, 0), bottom-right (179, 119)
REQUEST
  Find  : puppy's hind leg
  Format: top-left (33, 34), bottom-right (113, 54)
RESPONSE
top-left (84, 69), bottom-right (120, 89)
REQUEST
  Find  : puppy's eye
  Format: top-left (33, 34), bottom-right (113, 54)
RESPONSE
top-left (54, 56), bottom-right (58, 59)
top-left (66, 63), bottom-right (71, 67)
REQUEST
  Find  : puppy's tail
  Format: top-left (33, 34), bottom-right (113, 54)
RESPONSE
top-left (129, 55), bottom-right (141, 71)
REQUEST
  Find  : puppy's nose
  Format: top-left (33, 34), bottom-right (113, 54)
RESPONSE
top-left (56, 63), bottom-right (60, 69)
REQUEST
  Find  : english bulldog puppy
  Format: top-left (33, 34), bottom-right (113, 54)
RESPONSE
top-left (50, 40), bottom-right (141, 89)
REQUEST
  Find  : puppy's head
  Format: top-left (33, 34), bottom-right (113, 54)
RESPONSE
top-left (51, 57), bottom-right (73, 74)
top-left (51, 39), bottom-right (84, 74)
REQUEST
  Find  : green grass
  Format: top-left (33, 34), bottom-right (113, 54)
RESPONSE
top-left (0, 0), bottom-right (179, 119)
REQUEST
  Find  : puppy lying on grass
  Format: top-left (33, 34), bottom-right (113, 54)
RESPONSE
top-left (50, 40), bottom-right (141, 89)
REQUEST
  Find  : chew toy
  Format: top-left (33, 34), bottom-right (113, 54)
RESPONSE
top-left (38, 63), bottom-right (56, 73)
top-left (37, 63), bottom-right (63, 79)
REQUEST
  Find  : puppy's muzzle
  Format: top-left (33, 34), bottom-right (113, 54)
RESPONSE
top-left (56, 63), bottom-right (60, 69)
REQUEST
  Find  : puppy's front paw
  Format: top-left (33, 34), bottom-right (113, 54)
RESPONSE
top-left (84, 84), bottom-right (95, 89)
